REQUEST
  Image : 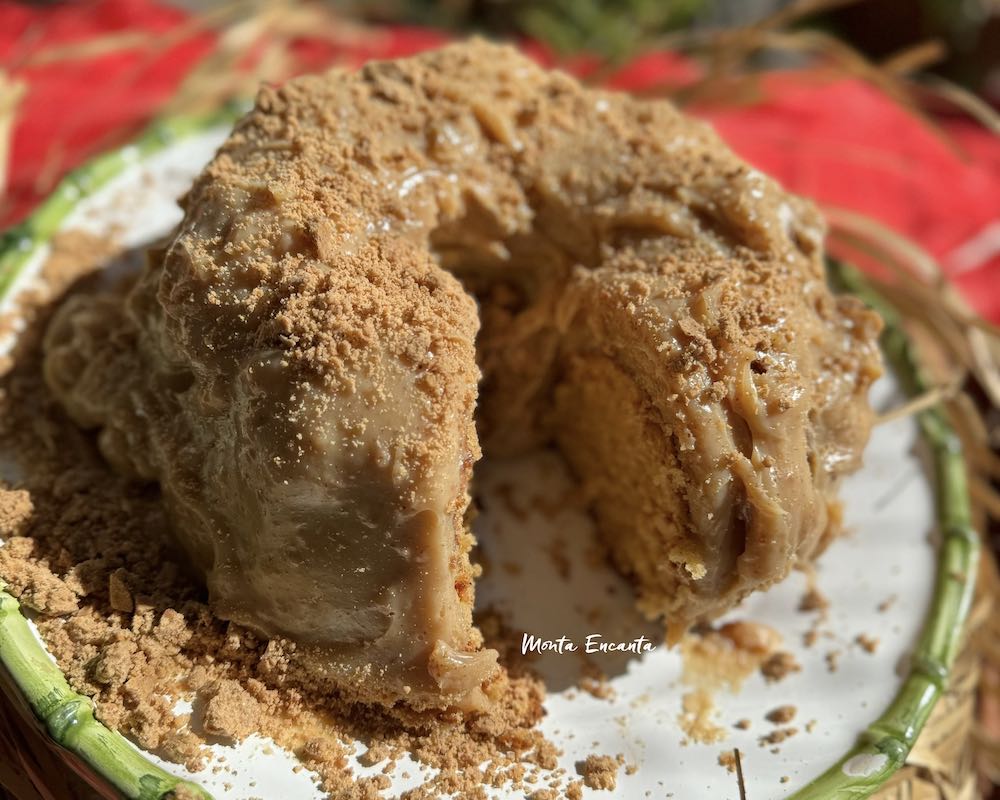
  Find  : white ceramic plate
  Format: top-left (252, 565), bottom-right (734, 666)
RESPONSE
top-left (0, 117), bottom-right (971, 800)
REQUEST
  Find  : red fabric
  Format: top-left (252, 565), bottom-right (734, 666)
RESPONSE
top-left (702, 75), bottom-right (1000, 319)
top-left (1, 0), bottom-right (997, 320)
top-left (0, 0), bottom-right (214, 220)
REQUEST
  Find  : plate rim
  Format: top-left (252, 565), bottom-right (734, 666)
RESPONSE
top-left (0, 109), bottom-right (979, 800)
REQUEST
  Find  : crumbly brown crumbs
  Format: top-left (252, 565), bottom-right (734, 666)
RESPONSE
top-left (578, 660), bottom-right (616, 701)
top-left (798, 588), bottom-right (829, 613)
top-left (734, 718), bottom-right (751, 730)
top-left (681, 622), bottom-right (782, 693)
top-left (765, 705), bottom-right (797, 724)
top-left (528, 738), bottom-right (563, 771)
top-left (577, 754), bottom-right (621, 791)
top-left (359, 741), bottom-right (394, 768)
top-left (877, 595), bottom-right (897, 613)
top-left (677, 690), bottom-right (727, 744)
top-left (760, 651), bottom-right (801, 683)
top-left (855, 634), bottom-right (879, 653)
top-left (201, 680), bottom-right (264, 742)
top-left (825, 649), bottom-right (842, 672)
top-left (108, 567), bottom-right (134, 613)
top-left (717, 750), bottom-right (738, 773)
top-left (758, 727), bottom-right (798, 747)
top-left (0, 540), bottom-right (79, 616)
top-left (718, 621), bottom-right (782, 655)
top-left (0, 488), bottom-right (31, 533)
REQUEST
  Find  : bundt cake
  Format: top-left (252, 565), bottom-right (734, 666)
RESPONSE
top-left (42, 41), bottom-right (883, 711)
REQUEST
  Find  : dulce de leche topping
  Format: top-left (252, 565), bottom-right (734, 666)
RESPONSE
top-left (42, 40), bottom-right (882, 709)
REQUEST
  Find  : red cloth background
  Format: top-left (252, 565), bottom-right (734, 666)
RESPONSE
top-left (1, 0), bottom-right (997, 320)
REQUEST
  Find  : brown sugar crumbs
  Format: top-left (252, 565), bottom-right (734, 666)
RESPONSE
top-left (717, 750), bottom-right (739, 773)
top-left (678, 689), bottom-right (727, 745)
top-left (578, 660), bottom-right (616, 701)
top-left (877, 595), bottom-right (897, 613)
top-left (760, 651), bottom-right (802, 683)
top-left (577, 754), bottom-right (623, 791)
top-left (765, 705), bottom-right (797, 725)
top-left (798, 587), bottom-right (829, 614)
top-left (758, 727), bottom-right (799, 748)
top-left (681, 621), bottom-right (784, 694)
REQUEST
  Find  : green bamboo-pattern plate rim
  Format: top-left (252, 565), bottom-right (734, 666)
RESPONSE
top-left (0, 101), bottom-right (246, 303)
top-left (0, 107), bottom-right (978, 800)
top-left (784, 262), bottom-right (980, 799)
top-left (0, 104), bottom-right (247, 800)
